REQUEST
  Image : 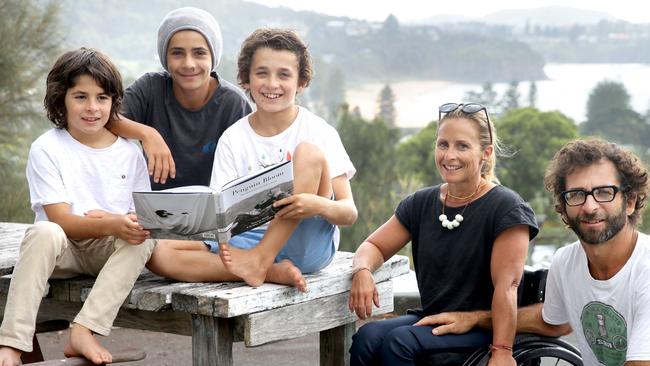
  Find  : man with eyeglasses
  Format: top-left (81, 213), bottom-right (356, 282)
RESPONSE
top-left (428, 138), bottom-right (650, 365)
top-left (532, 138), bottom-right (650, 365)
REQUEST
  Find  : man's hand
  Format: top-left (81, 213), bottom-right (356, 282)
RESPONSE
top-left (142, 128), bottom-right (176, 184)
top-left (414, 311), bottom-right (486, 335)
top-left (348, 269), bottom-right (379, 319)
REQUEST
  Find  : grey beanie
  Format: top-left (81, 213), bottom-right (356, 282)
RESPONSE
top-left (157, 7), bottom-right (222, 72)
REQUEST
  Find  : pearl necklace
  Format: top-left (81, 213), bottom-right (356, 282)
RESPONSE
top-left (438, 181), bottom-right (485, 230)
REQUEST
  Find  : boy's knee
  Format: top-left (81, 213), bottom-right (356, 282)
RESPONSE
top-left (293, 142), bottom-right (325, 165)
top-left (23, 221), bottom-right (67, 253)
top-left (29, 221), bottom-right (65, 237)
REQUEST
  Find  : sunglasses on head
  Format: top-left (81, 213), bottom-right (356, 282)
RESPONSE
top-left (438, 102), bottom-right (493, 144)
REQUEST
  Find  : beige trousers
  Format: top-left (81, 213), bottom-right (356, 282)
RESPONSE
top-left (0, 221), bottom-right (155, 352)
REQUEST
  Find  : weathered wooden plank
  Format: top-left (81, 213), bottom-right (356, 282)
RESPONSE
top-left (191, 314), bottom-right (233, 366)
top-left (173, 253), bottom-right (409, 318)
top-left (243, 280), bottom-right (393, 346)
top-left (320, 322), bottom-right (355, 366)
top-left (0, 223), bottom-right (27, 275)
top-left (1, 222), bottom-right (410, 318)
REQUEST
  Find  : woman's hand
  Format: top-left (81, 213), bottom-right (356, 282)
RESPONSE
top-left (273, 193), bottom-right (324, 220)
top-left (348, 269), bottom-right (379, 319)
top-left (142, 127), bottom-right (176, 184)
top-left (488, 349), bottom-right (515, 366)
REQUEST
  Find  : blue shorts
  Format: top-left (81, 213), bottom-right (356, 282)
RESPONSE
top-left (204, 215), bottom-right (337, 274)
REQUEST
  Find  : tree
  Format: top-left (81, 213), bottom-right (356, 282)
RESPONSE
top-left (528, 81), bottom-right (538, 107)
top-left (497, 108), bottom-right (578, 203)
top-left (381, 14), bottom-right (400, 34)
top-left (336, 106), bottom-right (401, 251)
top-left (581, 80), bottom-right (648, 148)
top-left (500, 81), bottom-right (521, 113)
top-left (0, 0), bottom-right (63, 222)
top-left (464, 82), bottom-right (498, 108)
top-left (395, 120), bottom-right (441, 188)
top-left (376, 84), bottom-right (397, 127)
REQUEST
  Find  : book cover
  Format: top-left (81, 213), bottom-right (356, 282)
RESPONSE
top-left (133, 161), bottom-right (293, 242)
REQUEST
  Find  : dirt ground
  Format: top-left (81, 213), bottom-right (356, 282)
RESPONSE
top-left (38, 326), bottom-right (322, 365)
top-left (37, 322), bottom-right (579, 365)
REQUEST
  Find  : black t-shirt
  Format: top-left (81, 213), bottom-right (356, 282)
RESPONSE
top-left (122, 71), bottom-right (252, 190)
top-left (395, 185), bottom-right (539, 315)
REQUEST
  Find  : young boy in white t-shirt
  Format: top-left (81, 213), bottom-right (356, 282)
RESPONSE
top-left (147, 28), bottom-right (358, 291)
top-left (0, 48), bottom-right (154, 366)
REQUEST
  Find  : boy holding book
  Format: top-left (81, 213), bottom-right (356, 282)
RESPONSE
top-left (147, 28), bottom-right (358, 291)
top-left (0, 48), bottom-right (154, 366)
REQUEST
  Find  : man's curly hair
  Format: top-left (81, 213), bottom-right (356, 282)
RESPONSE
top-left (544, 138), bottom-right (649, 226)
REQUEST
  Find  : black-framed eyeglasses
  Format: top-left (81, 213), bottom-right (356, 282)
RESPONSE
top-left (561, 185), bottom-right (621, 206)
top-left (438, 102), bottom-right (493, 144)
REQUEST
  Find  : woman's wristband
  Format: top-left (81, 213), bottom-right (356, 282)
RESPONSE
top-left (489, 344), bottom-right (513, 353)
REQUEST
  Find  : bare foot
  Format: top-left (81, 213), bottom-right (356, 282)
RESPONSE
top-left (63, 323), bottom-right (112, 365)
top-left (0, 346), bottom-right (22, 366)
top-left (219, 243), bottom-right (269, 287)
top-left (266, 259), bottom-right (307, 292)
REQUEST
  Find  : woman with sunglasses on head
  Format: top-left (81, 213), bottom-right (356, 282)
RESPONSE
top-left (348, 103), bottom-right (539, 366)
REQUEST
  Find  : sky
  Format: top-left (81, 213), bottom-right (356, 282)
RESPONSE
top-left (246, 0), bottom-right (648, 24)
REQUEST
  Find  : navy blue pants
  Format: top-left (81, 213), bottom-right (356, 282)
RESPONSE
top-left (349, 314), bottom-right (491, 366)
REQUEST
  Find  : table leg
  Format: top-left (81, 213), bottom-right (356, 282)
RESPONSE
top-left (319, 322), bottom-right (355, 366)
top-left (191, 314), bottom-right (233, 366)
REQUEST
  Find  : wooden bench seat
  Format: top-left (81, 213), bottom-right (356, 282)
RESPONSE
top-left (0, 222), bottom-right (410, 365)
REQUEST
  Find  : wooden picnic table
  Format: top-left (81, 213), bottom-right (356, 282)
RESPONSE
top-left (0, 222), bottom-right (410, 365)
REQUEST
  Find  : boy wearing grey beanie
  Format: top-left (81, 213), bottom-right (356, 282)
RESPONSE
top-left (108, 7), bottom-right (252, 190)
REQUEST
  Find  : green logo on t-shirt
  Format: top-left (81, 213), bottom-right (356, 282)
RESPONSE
top-left (581, 301), bottom-right (627, 366)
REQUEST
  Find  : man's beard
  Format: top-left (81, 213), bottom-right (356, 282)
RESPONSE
top-left (565, 202), bottom-right (627, 245)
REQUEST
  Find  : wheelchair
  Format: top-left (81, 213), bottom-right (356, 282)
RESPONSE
top-left (418, 268), bottom-right (583, 366)
top-left (461, 332), bottom-right (582, 365)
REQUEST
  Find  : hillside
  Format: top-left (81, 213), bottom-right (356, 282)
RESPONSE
top-left (482, 6), bottom-right (617, 27)
top-left (58, 0), bottom-right (546, 83)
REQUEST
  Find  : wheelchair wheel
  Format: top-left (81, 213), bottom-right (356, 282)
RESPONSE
top-left (515, 346), bottom-right (583, 365)
top-left (461, 336), bottom-right (582, 366)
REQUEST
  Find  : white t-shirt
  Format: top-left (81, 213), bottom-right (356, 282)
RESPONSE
top-left (26, 128), bottom-right (150, 222)
top-left (210, 106), bottom-right (355, 189)
top-left (543, 233), bottom-right (650, 365)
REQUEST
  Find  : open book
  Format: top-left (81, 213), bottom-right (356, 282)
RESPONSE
top-left (133, 161), bottom-right (293, 242)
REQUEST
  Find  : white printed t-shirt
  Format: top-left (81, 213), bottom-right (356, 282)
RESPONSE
top-left (210, 106), bottom-right (355, 189)
top-left (26, 128), bottom-right (150, 222)
top-left (542, 233), bottom-right (650, 365)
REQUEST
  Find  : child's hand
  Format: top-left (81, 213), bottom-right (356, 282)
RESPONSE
top-left (142, 127), bottom-right (176, 184)
top-left (111, 214), bottom-right (150, 244)
top-left (273, 193), bottom-right (323, 220)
